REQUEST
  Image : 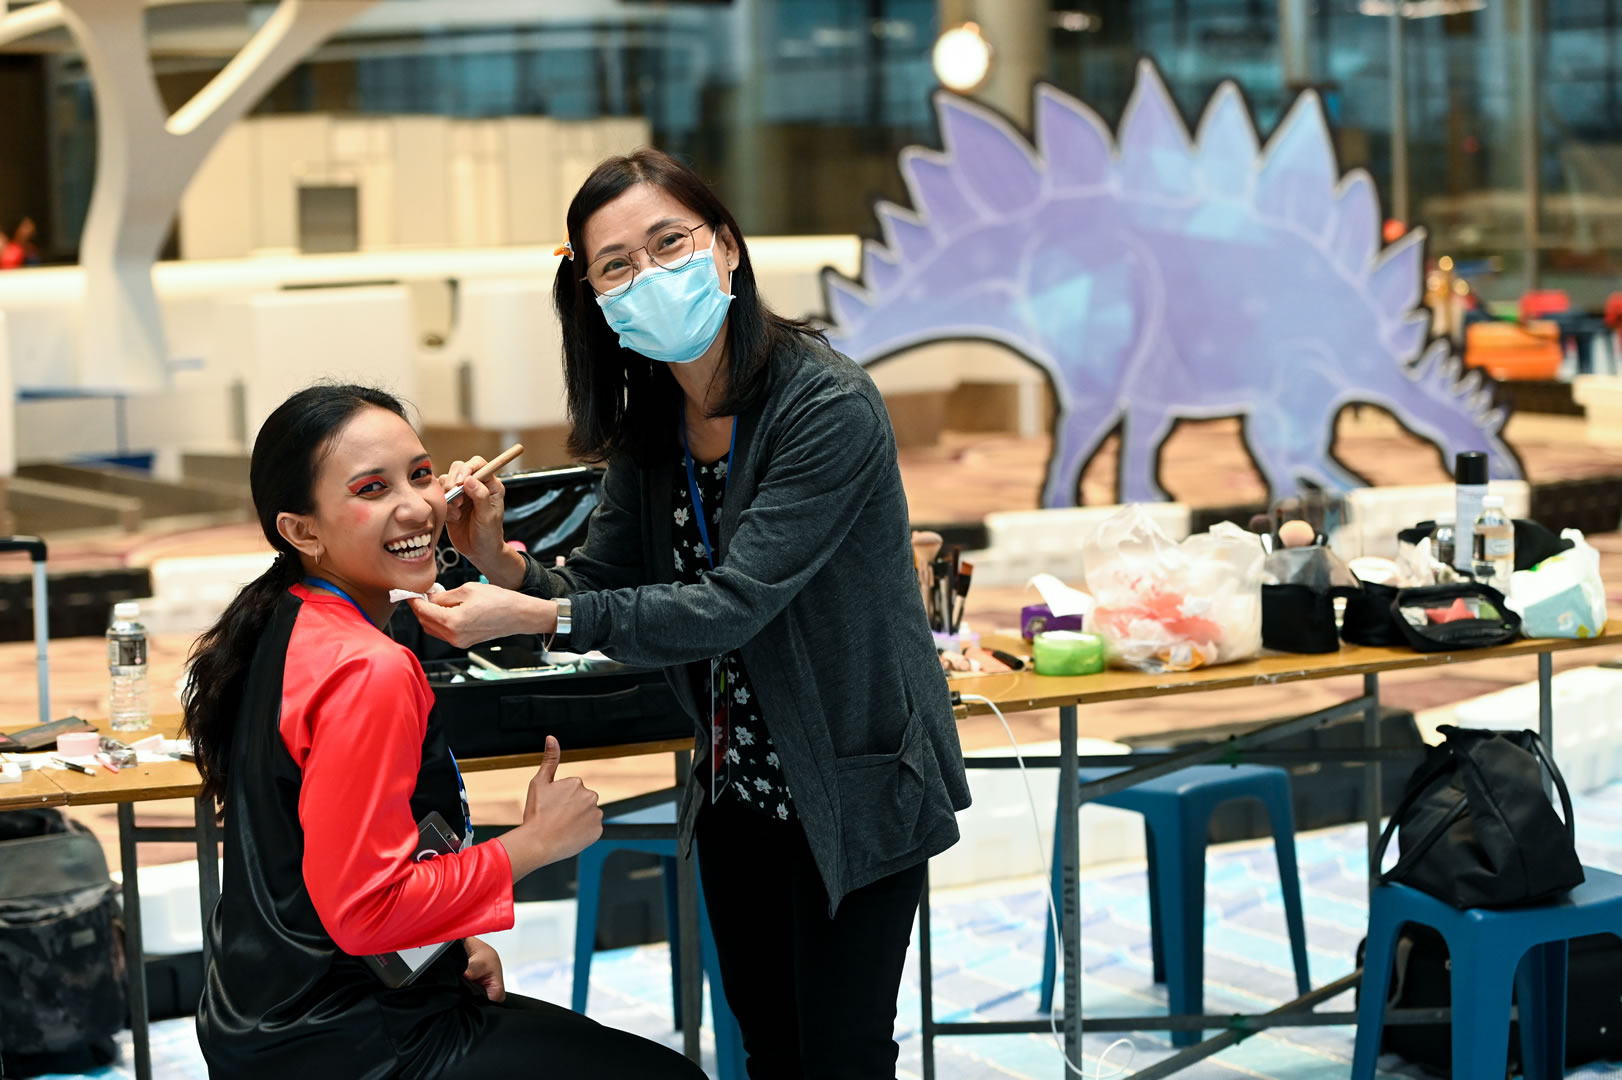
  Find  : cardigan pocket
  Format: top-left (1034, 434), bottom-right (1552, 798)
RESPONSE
top-left (834, 710), bottom-right (942, 879)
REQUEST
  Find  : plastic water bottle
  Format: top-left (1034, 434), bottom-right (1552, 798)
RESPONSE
top-left (107, 601), bottom-right (151, 732)
top-left (1431, 513), bottom-right (1456, 570)
top-left (1472, 496), bottom-right (1515, 593)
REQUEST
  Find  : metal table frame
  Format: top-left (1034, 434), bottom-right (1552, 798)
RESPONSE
top-left (917, 651), bottom-right (1563, 1079)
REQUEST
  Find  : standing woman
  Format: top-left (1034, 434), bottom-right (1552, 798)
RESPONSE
top-left (411, 149), bottom-right (971, 1077)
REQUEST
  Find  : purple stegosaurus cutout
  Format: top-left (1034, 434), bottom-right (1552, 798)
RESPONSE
top-left (820, 61), bottom-right (1524, 507)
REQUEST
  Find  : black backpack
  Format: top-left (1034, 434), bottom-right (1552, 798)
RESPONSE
top-left (1375, 726), bottom-right (1584, 908)
top-left (0, 810), bottom-right (127, 1077)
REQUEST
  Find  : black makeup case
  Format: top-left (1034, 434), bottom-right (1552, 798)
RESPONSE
top-left (387, 467), bottom-right (692, 759)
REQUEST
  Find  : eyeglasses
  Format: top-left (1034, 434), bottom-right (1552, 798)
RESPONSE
top-left (586, 222), bottom-right (712, 296)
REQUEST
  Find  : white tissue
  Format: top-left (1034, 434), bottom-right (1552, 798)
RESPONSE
top-left (1028, 573), bottom-right (1096, 618)
top-left (390, 583), bottom-right (446, 604)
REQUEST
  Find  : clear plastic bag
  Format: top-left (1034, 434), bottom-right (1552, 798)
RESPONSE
top-left (1081, 506), bottom-right (1264, 673)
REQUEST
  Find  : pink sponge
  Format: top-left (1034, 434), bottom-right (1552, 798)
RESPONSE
top-left (1278, 519), bottom-right (1316, 548)
top-left (56, 732), bottom-right (99, 757)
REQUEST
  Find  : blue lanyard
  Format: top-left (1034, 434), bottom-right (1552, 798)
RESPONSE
top-left (681, 414), bottom-right (737, 569)
top-left (303, 577), bottom-right (372, 625)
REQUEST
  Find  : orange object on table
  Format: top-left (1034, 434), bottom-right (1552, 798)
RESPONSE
top-left (1464, 319), bottom-right (1563, 381)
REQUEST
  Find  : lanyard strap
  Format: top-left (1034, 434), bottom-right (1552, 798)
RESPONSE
top-left (303, 577), bottom-right (373, 626)
top-left (681, 414), bottom-right (737, 569)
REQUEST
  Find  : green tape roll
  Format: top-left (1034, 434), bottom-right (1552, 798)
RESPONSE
top-left (1033, 630), bottom-right (1105, 676)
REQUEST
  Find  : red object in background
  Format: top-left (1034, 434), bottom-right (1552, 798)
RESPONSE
top-left (1383, 219), bottom-right (1406, 244)
top-left (1519, 289), bottom-right (1572, 322)
top-left (1604, 293), bottom-right (1622, 329)
top-left (0, 242), bottom-right (23, 270)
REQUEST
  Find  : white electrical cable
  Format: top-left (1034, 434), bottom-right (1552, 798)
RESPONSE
top-left (957, 692), bottom-right (1138, 1080)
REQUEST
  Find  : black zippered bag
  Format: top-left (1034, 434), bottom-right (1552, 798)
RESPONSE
top-left (1375, 726), bottom-right (1583, 908)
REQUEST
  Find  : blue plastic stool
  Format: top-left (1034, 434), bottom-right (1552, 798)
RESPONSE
top-left (572, 803), bottom-right (745, 1080)
top-left (1353, 867), bottom-right (1622, 1079)
top-left (1039, 765), bottom-right (1311, 1046)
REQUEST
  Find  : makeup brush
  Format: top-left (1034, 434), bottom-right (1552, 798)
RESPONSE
top-left (951, 560), bottom-right (974, 634)
top-left (912, 531), bottom-right (943, 622)
top-left (445, 443), bottom-right (524, 503)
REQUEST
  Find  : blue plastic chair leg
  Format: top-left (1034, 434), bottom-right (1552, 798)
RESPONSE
top-left (1039, 816), bottom-right (1065, 1013)
top-left (1258, 789), bottom-right (1311, 996)
top-left (1516, 940), bottom-right (1569, 1080)
top-left (571, 845), bottom-right (607, 1015)
top-left (1145, 821), bottom-right (1166, 984)
top-left (1349, 912), bottom-right (1402, 1080)
top-left (1157, 809), bottom-right (1208, 1049)
top-left (1447, 940), bottom-right (1518, 1080)
top-left (660, 856), bottom-right (683, 1031)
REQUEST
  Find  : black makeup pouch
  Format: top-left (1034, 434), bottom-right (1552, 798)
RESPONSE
top-left (1341, 580), bottom-right (1404, 647)
top-left (1262, 584), bottom-right (1357, 654)
top-left (1391, 583), bottom-right (1522, 653)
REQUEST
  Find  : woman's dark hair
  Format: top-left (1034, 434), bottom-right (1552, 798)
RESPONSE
top-left (553, 148), bottom-right (824, 466)
top-left (181, 383), bottom-right (408, 804)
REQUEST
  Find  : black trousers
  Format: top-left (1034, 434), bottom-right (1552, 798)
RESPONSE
top-left (434, 993), bottom-right (705, 1078)
top-left (697, 796), bottom-right (926, 1079)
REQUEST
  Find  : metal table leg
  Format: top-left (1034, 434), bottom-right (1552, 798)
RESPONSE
top-left (1539, 652), bottom-right (1555, 796)
top-left (117, 803), bottom-right (151, 1080)
top-left (1059, 703), bottom-right (1081, 1069)
top-left (918, 860), bottom-right (935, 1080)
top-left (673, 750), bottom-right (702, 1065)
top-left (195, 797), bottom-right (220, 932)
top-left (1364, 673), bottom-right (1381, 891)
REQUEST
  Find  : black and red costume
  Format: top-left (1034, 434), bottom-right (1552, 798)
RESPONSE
top-left (197, 584), bottom-right (700, 1079)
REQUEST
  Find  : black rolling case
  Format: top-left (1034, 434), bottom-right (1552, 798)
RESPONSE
top-left (387, 467), bottom-right (693, 758)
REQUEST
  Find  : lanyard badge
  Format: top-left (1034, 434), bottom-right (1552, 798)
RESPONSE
top-left (682, 414), bottom-right (737, 805)
top-left (709, 658), bottom-right (730, 803)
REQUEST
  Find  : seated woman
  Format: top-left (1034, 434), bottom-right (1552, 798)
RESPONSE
top-left (185, 383), bottom-right (704, 1079)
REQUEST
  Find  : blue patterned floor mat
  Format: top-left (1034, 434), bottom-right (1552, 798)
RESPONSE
top-left (30, 781), bottom-right (1622, 1079)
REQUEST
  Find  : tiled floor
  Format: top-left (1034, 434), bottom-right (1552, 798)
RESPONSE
top-left (29, 777), bottom-right (1622, 1080)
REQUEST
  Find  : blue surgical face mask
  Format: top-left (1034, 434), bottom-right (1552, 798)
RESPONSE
top-left (594, 237), bottom-right (734, 365)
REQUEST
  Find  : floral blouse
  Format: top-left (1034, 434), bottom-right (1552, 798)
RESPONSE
top-left (675, 452), bottom-right (795, 823)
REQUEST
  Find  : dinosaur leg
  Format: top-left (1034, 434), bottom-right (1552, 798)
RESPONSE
top-left (1043, 401), bottom-right (1120, 508)
top-left (1244, 411), bottom-right (1363, 503)
top-left (1117, 407), bottom-right (1174, 504)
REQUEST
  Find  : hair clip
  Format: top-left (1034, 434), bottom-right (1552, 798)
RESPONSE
top-left (554, 239), bottom-right (574, 260)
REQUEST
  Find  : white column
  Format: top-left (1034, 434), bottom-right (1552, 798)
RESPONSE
top-left (0, 0), bottom-right (376, 392)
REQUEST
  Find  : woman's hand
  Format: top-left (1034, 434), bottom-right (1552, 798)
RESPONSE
top-left (462, 936), bottom-right (506, 1002)
top-left (497, 736), bottom-right (603, 881)
top-left (442, 457), bottom-right (520, 583)
top-left (409, 584), bottom-right (556, 649)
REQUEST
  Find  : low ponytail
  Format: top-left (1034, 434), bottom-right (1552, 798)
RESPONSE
top-left (180, 384), bottom-right (408, 805)
top-left (182, 552), bottom-right (300, 803)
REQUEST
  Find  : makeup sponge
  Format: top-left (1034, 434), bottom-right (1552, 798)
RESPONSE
top-left (1278, 519), bottom-right (1317, 548)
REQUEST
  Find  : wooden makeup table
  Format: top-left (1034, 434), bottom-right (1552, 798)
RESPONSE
top-left (925, 626), bottom-right (1622, 1079)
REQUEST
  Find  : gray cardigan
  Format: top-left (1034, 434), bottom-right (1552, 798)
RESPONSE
top-left (517, 338), bottom-right (971, 914)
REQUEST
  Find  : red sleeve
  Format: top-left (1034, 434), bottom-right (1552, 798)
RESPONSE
top-left (284, 646), bottom-right (514, 955)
